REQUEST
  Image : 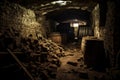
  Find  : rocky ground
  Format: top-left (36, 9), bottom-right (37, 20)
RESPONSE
top-left (56, 45), bottom-right (87, 80)
top-left (55, 43), bottom-right (109, 80)
top-left (0, 40), bottom-right (119, 80)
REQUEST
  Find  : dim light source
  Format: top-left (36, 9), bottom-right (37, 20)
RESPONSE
top-left (72, 23), bottom-right (79, 27)
top-left (51, 0), bottom-right (71, 6)
top-left (70, 22), bottom-right (79, 27)
top-left (70, 19), bottom-right (87, 27)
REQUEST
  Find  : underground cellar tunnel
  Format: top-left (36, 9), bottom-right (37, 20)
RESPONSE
top-left (0, 0), bottom-right (120, 80)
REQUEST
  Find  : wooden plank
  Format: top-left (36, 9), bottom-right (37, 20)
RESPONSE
top-left (7, 49), bottom-right (34, 80)
top-left (0, 52), bottom-right (23, 54)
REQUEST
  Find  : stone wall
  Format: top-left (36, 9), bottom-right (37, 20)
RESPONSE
top-left (36, 14), bottom-right (51, 38)
top-left (92, 4), bottom-right (100, 39)
top-left (92, 4), bottom-right (99, 37)
top-left (0, 1), bottom-right (44, 39)
top-left (114, 0), bottom-right (120, 54)
top-left (104, 1), bottom-right (115, 55)
top-left (92, 1), bottom-right (115, 66)
top-left (104, 1), bottom-right (115, 66)
top-left (92, 4), bottom-right (105, 40)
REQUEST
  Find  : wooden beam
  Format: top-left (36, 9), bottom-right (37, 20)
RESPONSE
top-left (7, 49), bottom-right (34, 80)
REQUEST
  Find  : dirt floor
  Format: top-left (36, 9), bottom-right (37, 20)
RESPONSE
top-left (0, 42), bottom-right (118, 80)
top-left (55, 42), bottom-right (108, 80)
top-left (57, 47), bottom-right (87, 80)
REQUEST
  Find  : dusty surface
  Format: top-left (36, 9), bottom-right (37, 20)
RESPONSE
top-left (56, 43), bottom-right (89, 80)
top-left (55, 43), bottom-right (109, 80)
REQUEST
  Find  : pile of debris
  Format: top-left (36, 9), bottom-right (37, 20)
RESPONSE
top-left (20, 35), bottom-right (65, 80)
top-left (0, 29), bottom-right (65, 80)
top-left (0, 1), bottom-right (65, 79)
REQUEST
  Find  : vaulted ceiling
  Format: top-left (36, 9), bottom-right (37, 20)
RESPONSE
top-left (3, 0), bottom-right (106, 23)
top-left (4, 0), bottom-right (102, 5)
top-left (46, 9), bottom-right (91, 22)
top-left (4, 0), bottom-right (102, 10)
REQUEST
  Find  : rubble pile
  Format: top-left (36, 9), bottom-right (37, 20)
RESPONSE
top-left (21, 35), bottom-right (65, 80)
top-left (0, 1), bottom-right (65, 79)
top-left (0, 28), bottom-right (65, 80)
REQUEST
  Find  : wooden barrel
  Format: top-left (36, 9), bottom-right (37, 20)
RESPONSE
top-left (81, 36), bottom-right (107, 71)
top-left (81, 36), bottom-right (97, 53)
top-left (49, 32), bottom-right (62, 45)
top-left (61, 33), bottom-right (67, 44)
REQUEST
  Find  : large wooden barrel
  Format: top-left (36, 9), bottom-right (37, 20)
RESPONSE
top-left (49, 32), bottom-right (62, 45)
top-left (81, 36), bottom-right (107, 71)
top-left (81, 36), bottom-right (97, 53)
